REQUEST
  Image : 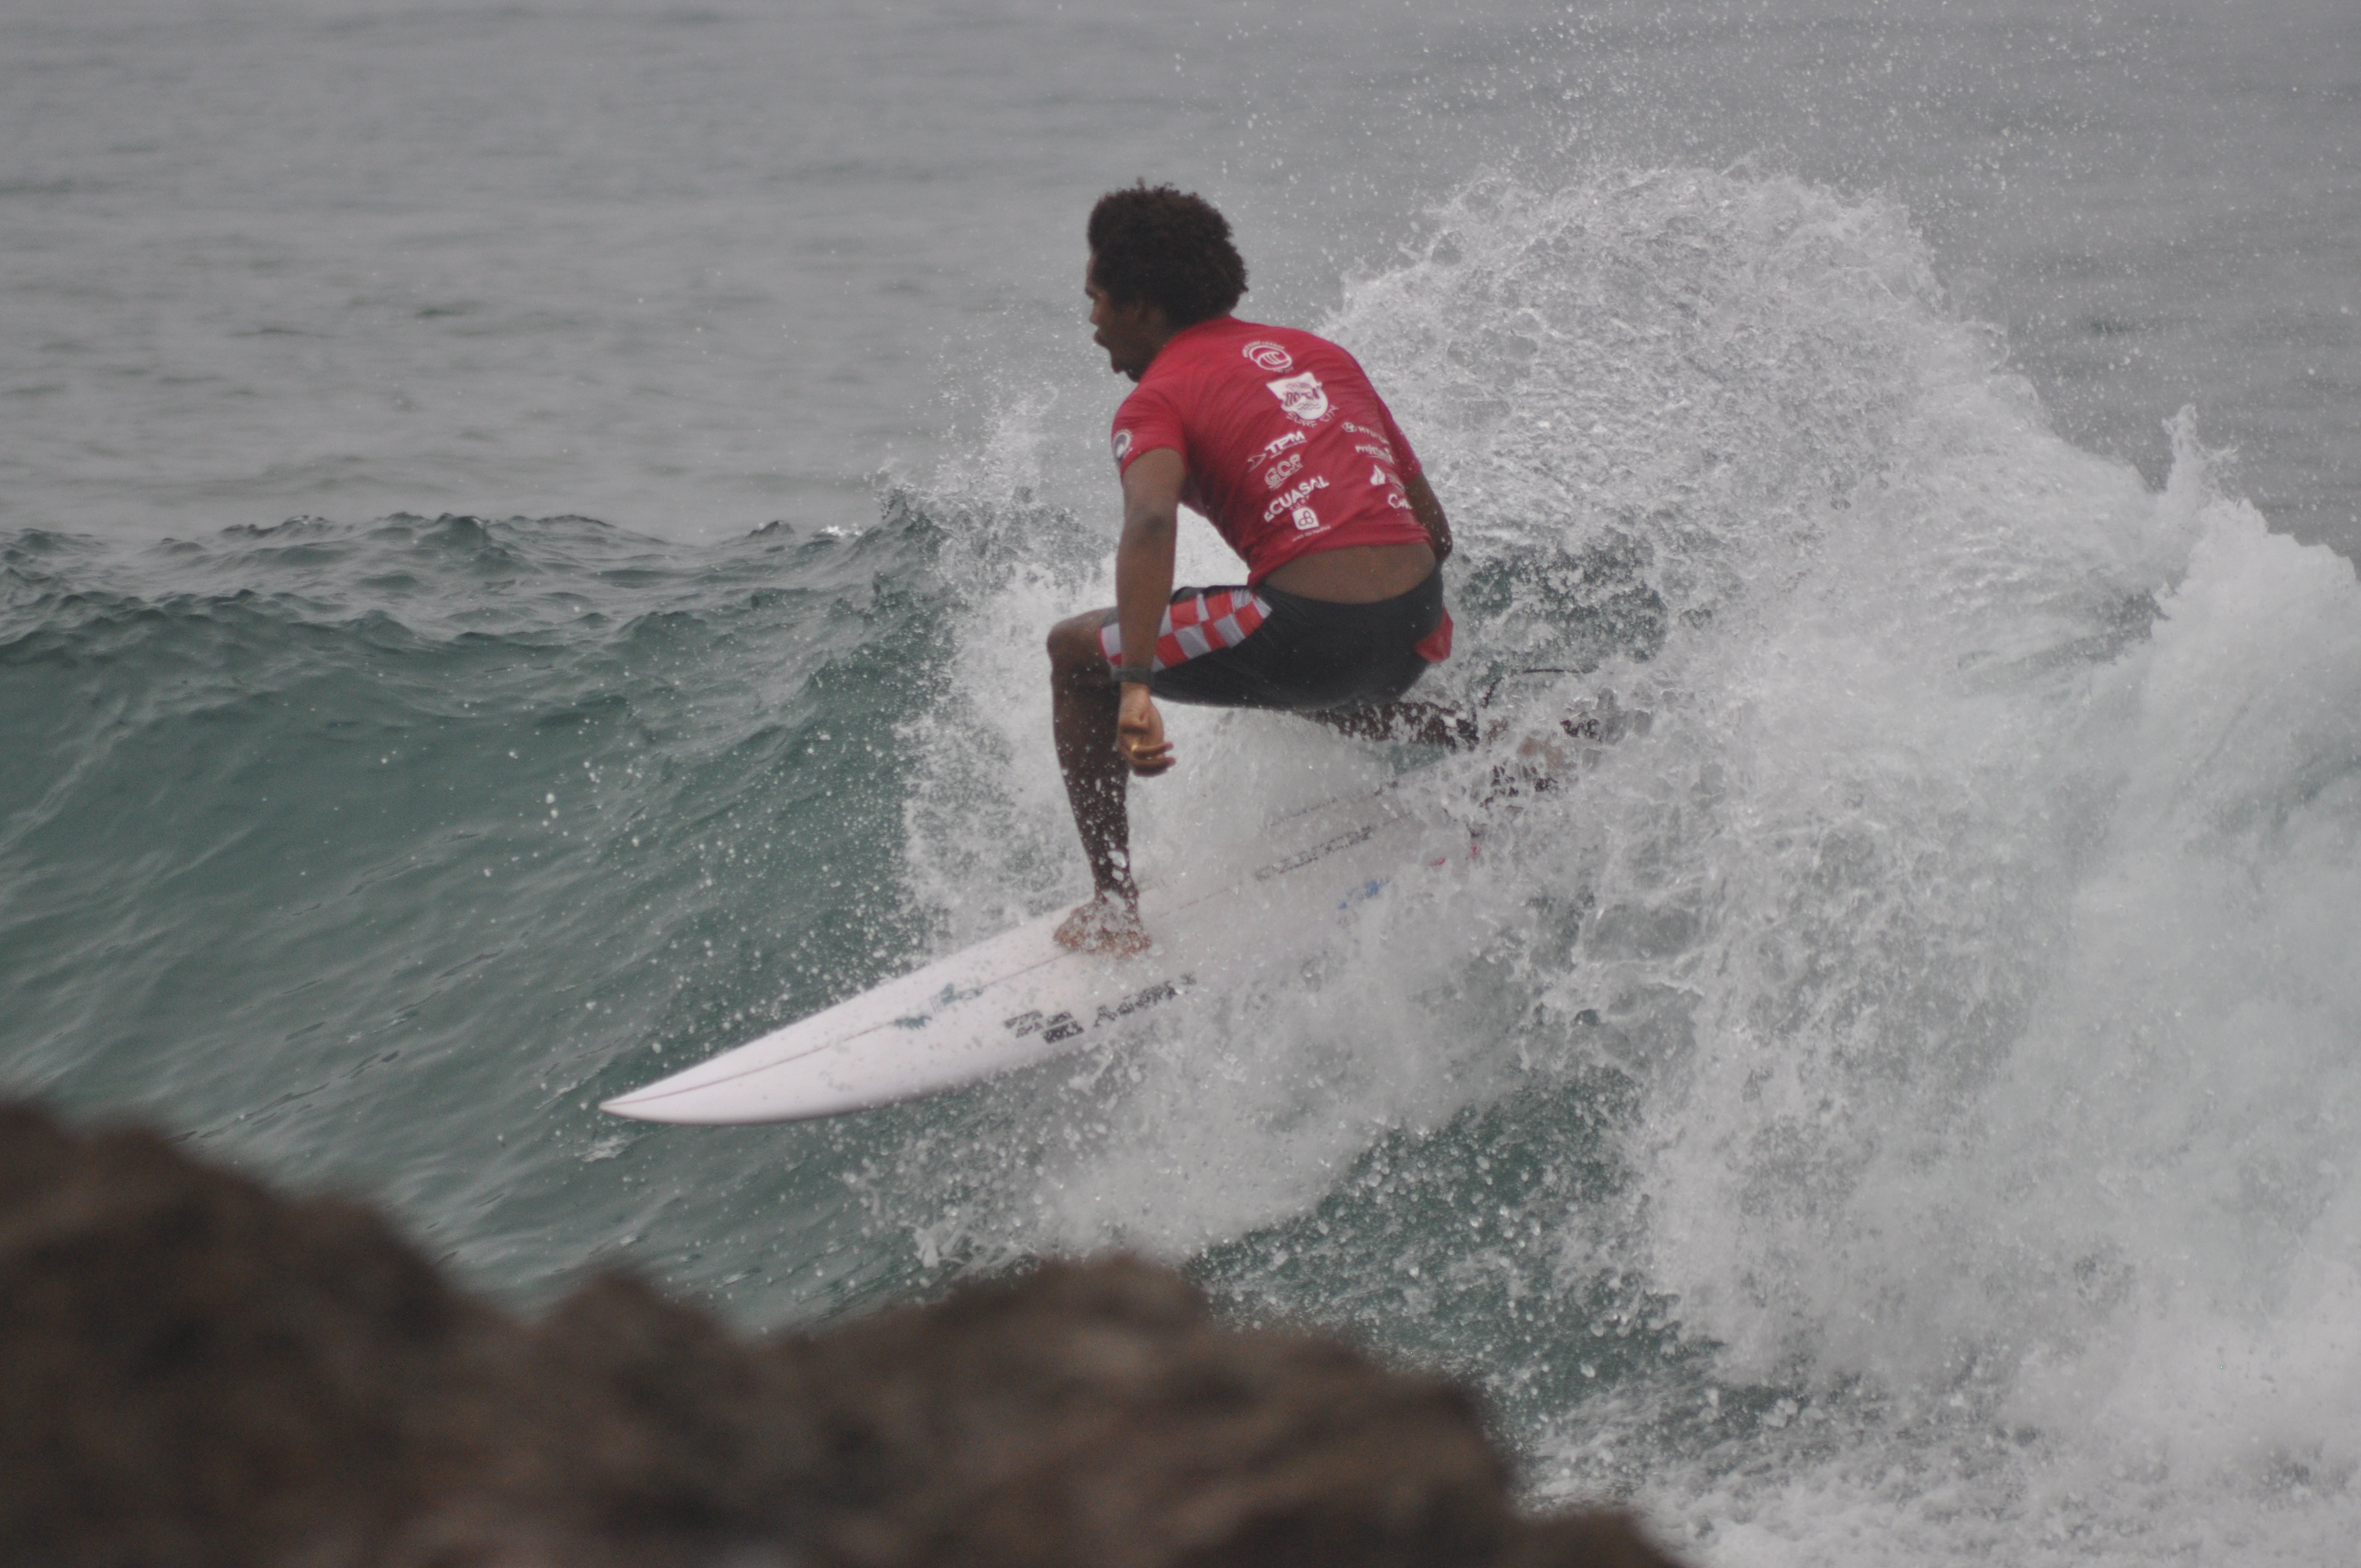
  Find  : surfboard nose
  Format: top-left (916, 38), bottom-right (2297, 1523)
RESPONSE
top-left (597, 1086), bottom-right (709, 1124)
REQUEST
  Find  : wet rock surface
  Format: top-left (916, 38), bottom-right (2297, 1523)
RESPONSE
top-left (0, 1103), bottom-right (1683, 1568)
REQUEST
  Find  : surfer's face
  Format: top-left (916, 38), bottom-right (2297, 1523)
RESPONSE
top-left (1085, 258), bottom-right (1167, 382)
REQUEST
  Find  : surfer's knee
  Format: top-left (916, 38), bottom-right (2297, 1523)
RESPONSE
top-left (1047, 613), bottom-right (1113, 681)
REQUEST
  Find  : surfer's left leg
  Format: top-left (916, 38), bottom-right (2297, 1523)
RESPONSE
top-left (1047, 611), bottom-right (1151, 956)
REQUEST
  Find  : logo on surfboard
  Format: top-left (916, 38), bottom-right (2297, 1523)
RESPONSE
top-left (1003, 975), bottom-right (1191, 1042)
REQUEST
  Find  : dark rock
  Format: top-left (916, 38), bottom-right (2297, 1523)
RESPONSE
top-left (0, 1103), bottom-right (1687, 1568)
top-left (782, 1256), bottom-right (1517, 1568)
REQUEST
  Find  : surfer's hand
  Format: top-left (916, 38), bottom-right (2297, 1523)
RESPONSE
top-left (1117, 685), bottom-right (1172, 776)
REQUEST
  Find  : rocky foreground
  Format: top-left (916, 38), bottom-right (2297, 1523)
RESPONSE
top-left (0, 1103), bottom-right (1682, 1567)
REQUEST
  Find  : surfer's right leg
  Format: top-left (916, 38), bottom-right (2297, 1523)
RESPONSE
top-left (1241, 573), bottom-right (1478, 747)
top-left (1046, 585), bottom-right (1285, 955)
top-left (1312, 700), bottom-right (1482, 748)
top-left (1047, 611), bottom-right (1151, 956)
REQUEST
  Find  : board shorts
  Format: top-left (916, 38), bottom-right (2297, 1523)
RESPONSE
top-left (1097, 569), bottom-right (1452, 713)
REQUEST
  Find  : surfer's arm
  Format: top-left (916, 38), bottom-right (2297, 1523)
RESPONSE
top-left (1403, 470), bottom-right (1453, 565)
top-left (1113, 447), bottom-right (1184, 775)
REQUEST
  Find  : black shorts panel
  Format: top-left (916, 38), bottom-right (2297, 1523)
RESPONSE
top-left (1114, 570), bottom-right (1445, 714)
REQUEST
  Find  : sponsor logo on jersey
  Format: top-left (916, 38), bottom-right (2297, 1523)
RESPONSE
top-left (1369, 463), bottom-right (1388, 485)
top-left (1264, 453), bottom-right (1304, 488)
top-left (1353, 440), bottom-right (1397, 464)
top-left (1243, 340), bottom-right (1294, 373)
top-left (1254, 429), bottom-right (1305, 461)
top-left (1265, 371), bottom-right (1330, 426)
top-left (1291, 504), bottom-right (1323, 532)
top-left (1111, 428), bottom-right (1132, 462)
top-left (1261, 473), bottom-right (1329, 521)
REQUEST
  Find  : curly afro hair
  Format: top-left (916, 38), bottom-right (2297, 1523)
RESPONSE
top-left (1086, 183), bottom-right (1248, 327)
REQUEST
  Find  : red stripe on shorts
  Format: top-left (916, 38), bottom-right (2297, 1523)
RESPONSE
top-left (1101, 587), bottom-right (1270, 672)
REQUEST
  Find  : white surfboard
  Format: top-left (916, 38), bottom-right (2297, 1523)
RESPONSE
top-left (601, 785), bottom-right (1473, 1125)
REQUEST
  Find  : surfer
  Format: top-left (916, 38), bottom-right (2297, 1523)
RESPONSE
top-left (1050, 183), bottom-right (1462, 955)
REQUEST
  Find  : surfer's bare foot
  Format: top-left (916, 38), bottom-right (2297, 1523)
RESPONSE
top-left (1055, 892), bottom-right (1151, 956)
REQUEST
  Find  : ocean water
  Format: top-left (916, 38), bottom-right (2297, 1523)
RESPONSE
top-left (7, 2), bottom-right (2361, 1564)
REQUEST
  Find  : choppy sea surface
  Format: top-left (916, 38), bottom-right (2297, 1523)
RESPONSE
top-left (6, 2), bottom-right (2361, 1564)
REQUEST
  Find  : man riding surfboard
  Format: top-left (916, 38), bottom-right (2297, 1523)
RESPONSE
top-left (1048, 183), bottom-right (1461, 955)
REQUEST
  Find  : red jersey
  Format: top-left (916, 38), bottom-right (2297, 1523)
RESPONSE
top-left (1109, 317), bottom-right (1431, 585)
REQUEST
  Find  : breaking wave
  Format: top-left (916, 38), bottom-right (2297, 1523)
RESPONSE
top-left (886, 171), bottom-right (2361, 1566)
